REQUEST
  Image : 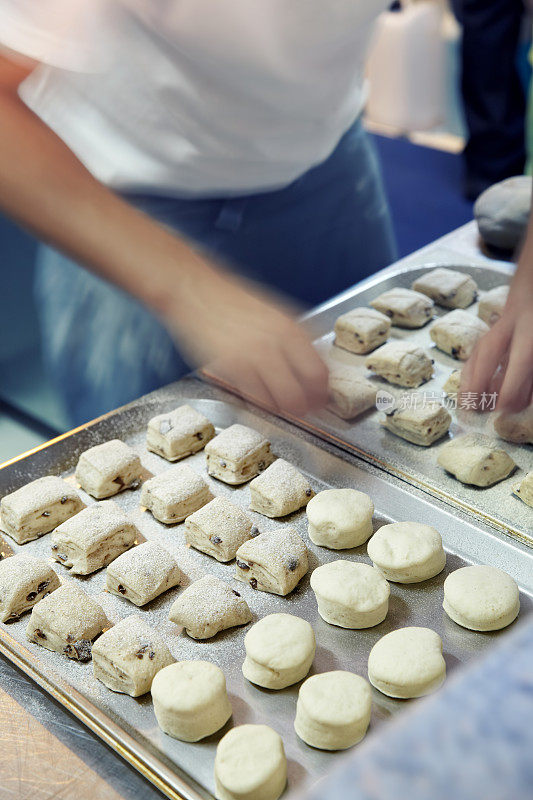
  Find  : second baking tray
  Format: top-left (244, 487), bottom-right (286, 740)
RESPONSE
top-left (1, 378), bottom-right (532, 800)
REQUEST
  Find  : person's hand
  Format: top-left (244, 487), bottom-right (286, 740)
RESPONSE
top-left (164, 259), bottom-right (329, 417)
top-left (461, 279), bottom-right (533, 412)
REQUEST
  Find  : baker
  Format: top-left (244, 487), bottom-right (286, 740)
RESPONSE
top-left (0, 1), bottom-right (530, 424)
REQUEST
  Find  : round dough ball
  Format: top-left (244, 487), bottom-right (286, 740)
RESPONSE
top-left (368, 627), bottom-right (446, 699)
top-left (294, 671), bottom-right (372, 750)
top-left (242, 613), bottom-right (316, 690)
top-left (310, 561), bottom-right (389, 629)
top-left (367, 522), bottom-right (446, 583)
top-left (215, 724), bottom-right (287, 800)
top-left (151, 660), bottom-right (232, 741)
top-left (306, 489), bottom-right (374, 549)
top-left (443, 565), bottom-right (519, 631)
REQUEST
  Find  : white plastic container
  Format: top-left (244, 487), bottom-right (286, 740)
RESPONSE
top-left (365, 0), bottom-right (445, 132)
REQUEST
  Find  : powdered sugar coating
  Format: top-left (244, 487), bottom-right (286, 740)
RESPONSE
top-left (184, 497), bottom-right (254, 561)
top-left (76, 440), bottom-right (140, 478)
top-left (249, 459), bottom-right (314, 517)
top-left (27, 583), bottom-right (110, 643)
top-left (106, 541), bottom-right (182, 602)
top-left (235, 527), bottom-right (309, 595)
top-left (1, 476), bottom-right (81, 517)
top-left (148, 405), bottom-right (214, 442)
top-left (141, 464), bottom-right (211, 507)
top-left (205, 424), bottom-right (270, 463)
top-left (52, 500), bottom-right (139, 550)
top-left (0, 554), bottom-right (60, 621)
top-left (169, 574), bottom-right (252, 639)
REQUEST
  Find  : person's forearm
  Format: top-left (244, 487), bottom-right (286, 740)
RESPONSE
top-left (0, 86), bottom-right (208, 320)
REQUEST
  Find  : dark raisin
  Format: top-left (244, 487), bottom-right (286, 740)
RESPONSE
top-left (60, 495), bottom-right (68, 504)
top-left (236, 559), bottom-right (250, 571)
top-left (64, 639), bottom-right (92, 662)
top-left (220, 460), bottom-right (227, 468)
top-left (117, 584), bottom-right (127, 595)
top-left (26, 591), bottom-right (37, 601)
top-left (37, 581), bottom-right (50, 593)
top-left (51, 545), bottom-right (58, 551)
top-left (427, 428), bottom-right (433, 434)
top-left (113, 476), bottom-right (124, 486)
top-left (250, 526), bottom-right (260, 538)
top-left (305, 488), bottom-right (312, 497)
top-left (287, 558), bottom-right (299, 572)
top-left (35, 628), bottom-right (47, 640)
top-left (149, 651), bottom-right (155, 660)
top-left (41, 511), bottom-right (51, 518)
top-left (250, 578), bottom-right (258, 589)
top-left (451, 347), bottom-right (459, 358)
top-left (196, 432), bottom-right (203, 440)
top-left (232, 589), bottom-right (241, 597)
top-left (385, 309), bottom-right (393, 317)
top-left (378, 329), bottom-right (387, 335)
top-left (159, 420), bottom-right (172, 435)
top-left (211, 536), bottom-right (222, 545)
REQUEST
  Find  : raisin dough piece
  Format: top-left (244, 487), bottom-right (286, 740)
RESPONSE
top-left (443, 566), bottom-right (519, 631)
top-left (333, 307), bottom-right (391, 354)
top-left (478, 285), bottom-right (509, 325)
top-left (365, 341), bottom-right (433, 388)
top-left (294, 671), bottom-right (372, 751)
top-left (513, 471), bottom-right (533, 507)
top-left (367, 522), bottom-right (446, 583)
top-left (75, 440), bottom-right (142, 499)
top-left (106, 541), bottom-right (182, 606)
top-left (26, 584), bottom-right (110, 661)
top-left (151, 660), bottom-right (232, 742)
top-left (310, 561), bottom-right (389, 629)
top-left (146, 404), bottom-right (215, 461)
top-left (412, 268), bottom-right (478, 308)
top-left (51, 500), bottom-right (138, 575)
top-left (371, 287), bottom-right (434, 328)
top-left (0, 476), bottom-right (84, 545)
top-left (140, 464), bottom-right (213, 524)
top-left (169, 574), bottom-right (252, 639)
top-left (430, 310), bottom-right (489, 361)
top-left (242, 613), bottom-right (316, 689)
top-left (494, 406), bottom-right (533, 445)
top-left (235, 527), bottom-right (308, 595)
top-left (184, 496), bottom-right (254, 562)
top-left (368, 627), bottom-right (446, 699)
top-left (327, 365), bottom-right (377, 420)
top-left (249, 459), bottom-right (314, 518)
top-left (306, 489), bottom-right (374, 549)
top-left (443, 368), bottom-right (461, 395)
top-left (0, 555), bottom-right (60, 622)
top-left (205, 424), bottom-right (274, 485)
top-left (437, 434), bottom-right (515, 487)
top-left (215, 724), bottom-right (287, 800)
top-left (92, 615), bottom-right (174, 696)
top-left (382, 397), bottom-right (451, 446)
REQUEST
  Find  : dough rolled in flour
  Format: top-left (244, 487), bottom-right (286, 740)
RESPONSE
top-left (371, 287), bottom-right (434, 328)
top-left (327, 365), bottom-right (377, 420)
top-left (494, 406), bottom-right (533, 445)
top-left (382, 397), bottom-right (451, 446)
top-left (437, 434), bottom-right (515, 487)
top-left (306, 488), bottom-right (374, 549)
top-left (0, 476), bottom-right (84, 544)
top-left (215, 724), bottom-right (287, 800)
top-left (75, 440), bottom-right (142, 499)
top-left (478, 285), bottom-right (509, 325)
top-left (235, 527), bottom-right (308, 596)
top-left (184, 496), bottom-right (255, 562)
top-left (168, 574), bottom-right (252, 639)
top-left (106, 541), bottom-right (182, 606)
top-left (146, 404), bottom-right (215, 461)
top-left (0, 554), bottom-right (60, 622)
top-left (205, 424), bottom-right (274, 485)
top-left (334, 307), bottom-right (390, 354)
top-left (249, 458), bottom-right (314, 518)
top-left (140, 463), bottom-right (213, 523)
top-left (242, 613), bottom-right (315, 689)
top-left (365, 341), bottom-right (433, 388)
top-left (412, 268), bottom-right (478, 308)
top-left (429, 310), bottom-right (489, 361)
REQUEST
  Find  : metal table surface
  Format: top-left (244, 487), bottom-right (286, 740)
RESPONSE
top-left (0, 221), bottom-right (517, 799)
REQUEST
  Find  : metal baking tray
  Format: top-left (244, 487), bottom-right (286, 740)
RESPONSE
top-left (278, 246), bottom-right (531, 547)
top-left (1, 377), bottom-right (532, 800)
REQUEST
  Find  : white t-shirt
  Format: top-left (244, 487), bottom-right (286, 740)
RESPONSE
top-left (1, 0), bottom-right (386, 196)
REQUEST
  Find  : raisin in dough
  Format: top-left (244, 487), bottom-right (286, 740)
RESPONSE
top-left (294, 671), bottom-right (372, 751)
top-left (205, 424), bottom-right (274, 485)
top-left (310, 561), bottom-right (389, 629)
top-left (443, 566), bottom-right (519, 631)
top-left (494, 406), bottom-right (533, 445)
top-left (367, 522), bottom-right (446, 583)
top-left (235, 527), bottom-right (308, 595)
top-left (412, 268), bottom-right (478, 308)
top-left (478, 285), bottom-right (509, 325)
top-left (242, 613), bottom-right (316, 689)
top-left (513, 471), bottom-right (533, 507)
top-left (151, 660), bottom-right (232, 741)
top-left (140, 463), bottom-right (213, 524)
top-left (51, 500), bottom-right (138, 575)
top-left (333, 307), bottom-right (391, 354)
top-left (368, 627), bottom-right (446, 699)
top-left (430, 310), bottom-right (489, 361)
top-left (443, 368), bottom-right (461, 395)
top-left (371, 287), bottom-right (434, 328)
top-left (26, 584), bottom-right (110, 661)
top-left (75, 440), bottom-right (142, 499)
top-left (306, 489), bottom-right (374, 549)
top-left (327, 365), bottom-right (377, 420)
top-left (146, 404), bottom-right (215, 461)
top-left (184, 496), bottom-right (254, 562)
top-left (382, 397), bottom-right (451, 446)
top-left (249, 459), bottom-right (314, 518)
top-left (0, 554), bottom-right (60, 622)
top-left (0, 476), bottom-right (84, 545)
top-left (365, 341), bottom-right (433, 388)
top-left (169, 574), bottom-right (252, 639)
top-left (92, 615), bottom-right (174, 696)
top-left (106, 541), bottom-right (182, 606)
top-left (215, 724), bottom-right (287, 800)
top-left (437, 434), bottom-right (515, 487)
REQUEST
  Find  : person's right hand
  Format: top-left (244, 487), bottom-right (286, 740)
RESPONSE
top-left (163, 255), bottom-right (329, 418)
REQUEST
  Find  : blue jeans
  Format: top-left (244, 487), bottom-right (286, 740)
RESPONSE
top-left (35, 118), bottom-right (396, 426)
